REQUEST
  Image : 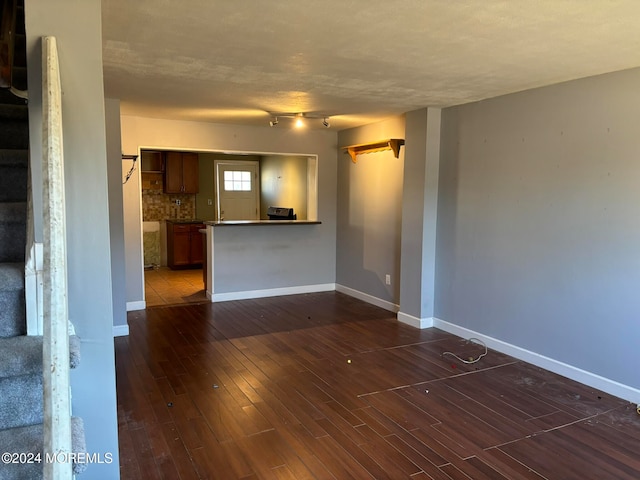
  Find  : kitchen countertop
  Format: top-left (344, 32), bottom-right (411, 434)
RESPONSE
top-left (165, 219), bottom-right (205, 224)
top-left (205, 220), bottom-right (321, 226)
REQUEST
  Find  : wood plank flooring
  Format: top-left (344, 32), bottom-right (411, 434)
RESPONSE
top-left (116, 292), bottom-right (640, 479)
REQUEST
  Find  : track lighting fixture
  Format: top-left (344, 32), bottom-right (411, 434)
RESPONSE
top-left (267, 112), bottom-right (331, 129)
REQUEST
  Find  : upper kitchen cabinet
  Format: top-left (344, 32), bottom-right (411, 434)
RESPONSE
top-left (164, 151), bottom-right (199, 193)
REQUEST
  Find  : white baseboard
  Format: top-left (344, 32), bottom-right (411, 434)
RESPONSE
top-left (113, 324), bottom-right (129, 337)
top-left (335, 284), bottom-right (399, 313)
top-left (397, 312), bottom-right (434, 329)
top-left (433, 317), bottom-right (640, 404)
top-left (126, 300), bottom-right (146, 311)
top-left (212, 283), bottom-right (336, 302)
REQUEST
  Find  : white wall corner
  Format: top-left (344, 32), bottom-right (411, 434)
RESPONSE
top-left (335, 284), bottom-right (399, 313)
top-left (113, 324), bottom-right (129, 337)
top-left (397, 312), bottom-right (434, 329)
top-left (126, 300), bottom-right (146, 311)
top-left (432, 318), bottom-right (640, 404)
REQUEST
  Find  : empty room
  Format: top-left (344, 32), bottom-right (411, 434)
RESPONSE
top-left (2, 1), bottom-right (638, 479)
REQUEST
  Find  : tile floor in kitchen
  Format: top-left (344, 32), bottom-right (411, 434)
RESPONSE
top-left (144, 266), bottom-right (207, 307)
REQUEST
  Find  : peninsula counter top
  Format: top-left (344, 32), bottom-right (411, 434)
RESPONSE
top-left (204, 220), bottom-right (321, 227)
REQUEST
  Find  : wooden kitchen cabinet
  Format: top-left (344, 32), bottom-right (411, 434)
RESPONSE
top-left (164, 151), bottom-right (199, 193)
top-left (166, 221), bottom-right (205, 269)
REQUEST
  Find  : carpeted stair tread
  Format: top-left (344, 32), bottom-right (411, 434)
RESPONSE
top-left (0, 335), bottom-right (81, 379)
top-left (0, 263), bottom-right (26, 338)
top-left (0, 416), bottom-right (87, 479)
top-left (0, 149), bottom-right (28, 166)
top-left (0, 103), bottom-right (28, 121)
top-left (0, 202), bottom-right (27, 223)
top-left (0, 263), bottom-right (24, 293)
top-left (0, 373), bottom-right (42, 429)
top-left (0, 203), bottom-right (27, 262)
top-left (0, 120), bottom-right (29, 150)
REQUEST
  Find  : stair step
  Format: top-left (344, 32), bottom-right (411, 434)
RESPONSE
top-left (0, 416), bottom-right (87, 478)
top-left (0, 263), bottom-right (26, 338)
top-left (0, 151), bottom-right (28, 202)
top-left (0, 149), bottom-right (28, 166)
top-left (0, 120), bottom-right (29, 149)
top-left (0, 335), bottom-right (81, 379)
top-left (0, 336), bottom-right (82, 431)
top-left (0, 372), bottom-right (42, 430)
top-left (0, 203), bottom-right (26, 263)
top-left (0, 202), bottom-right (26, 224)
top-left (0, 104), bottom-right (28, 121)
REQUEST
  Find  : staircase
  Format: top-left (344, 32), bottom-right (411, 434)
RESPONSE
top-left (0, 2), bottom-right (86, 478)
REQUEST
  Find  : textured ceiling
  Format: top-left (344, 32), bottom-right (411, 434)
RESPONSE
top-left (102, 0), bottom-right (640, 130)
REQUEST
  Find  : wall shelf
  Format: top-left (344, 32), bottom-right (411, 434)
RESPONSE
top-left (342, 138), bottom-right (405, 163)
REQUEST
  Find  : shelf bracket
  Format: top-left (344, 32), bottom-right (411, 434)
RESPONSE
top-left (343, 138), bottom-right (405, 163)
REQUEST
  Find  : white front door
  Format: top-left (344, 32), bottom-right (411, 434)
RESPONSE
top-left (215, 161), bottom-right (259, 221)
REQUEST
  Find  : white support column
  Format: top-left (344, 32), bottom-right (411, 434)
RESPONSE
top-left (398, 108), bottom-right (442, 328)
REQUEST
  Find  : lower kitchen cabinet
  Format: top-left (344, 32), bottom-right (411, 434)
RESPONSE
top-left (166, 221), bottom-right (205, 269)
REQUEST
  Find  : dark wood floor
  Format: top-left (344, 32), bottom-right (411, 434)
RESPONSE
top-left (116, 292), bottom-right (640, 479)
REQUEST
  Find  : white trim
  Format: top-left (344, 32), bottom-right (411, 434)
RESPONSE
top-left (25, 242), bottom-right (44, 335)
top-left (113, 324), bottom-right (129, 337)
top-left (126, 300), bottom-right (146, 311)
top-left (212, 283), bottom-right (335, 302)
top-left (335, 284), bottom-right (399, 313)
top-left (433, 317), bottom-right (640, 404)
top-left (397, 312), bottom-right (434, 329)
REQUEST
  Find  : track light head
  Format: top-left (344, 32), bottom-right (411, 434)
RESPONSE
top-left (269, 116), bottom-right (278, 127)
top-left (322, 117), bottom-right (330, 128)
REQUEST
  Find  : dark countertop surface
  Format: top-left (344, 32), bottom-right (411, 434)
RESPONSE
top-left (165, 219), bottom-right (205, 224)
top-left (204, 220), bottom-right (321, 226)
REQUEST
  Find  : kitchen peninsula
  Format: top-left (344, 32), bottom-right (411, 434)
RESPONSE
top-left (203, 220), bottom-right (332, 302)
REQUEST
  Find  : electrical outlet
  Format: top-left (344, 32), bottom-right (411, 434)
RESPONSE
top-left (207, 199), bottom-right (213, 206)
top-left (385, 274), bottom-right (391, 285)
top-left (175, 199), bottom-right (181, 206)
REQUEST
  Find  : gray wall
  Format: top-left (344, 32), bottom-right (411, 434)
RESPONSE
top-left (212, 224), bottom-right (330, 294)
top-left (436, 68), bottom-right (640, 390)
top-left (260, 155), bottom-right (308, 220)
top-left (337, 116), bottom-right (405, 305)
top-left (121, 116), bottom-right (338, 304)
top-left (25, 0), bottom-right (120, 477)
top-left (105, 99), bottom-right (127, 329)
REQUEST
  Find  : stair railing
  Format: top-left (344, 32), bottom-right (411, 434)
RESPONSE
top-left (41, 35), bottom-right (72, 479)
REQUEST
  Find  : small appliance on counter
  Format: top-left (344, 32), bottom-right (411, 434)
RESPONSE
top-left (267, 206), bottom-right (296, 220)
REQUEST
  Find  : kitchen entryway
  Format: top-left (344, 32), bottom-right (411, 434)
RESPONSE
top-left (144, 267), bottom-right (207, 307)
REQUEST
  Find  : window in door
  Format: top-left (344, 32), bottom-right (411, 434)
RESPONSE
top-left (224, 170), bottom-right (252, 191)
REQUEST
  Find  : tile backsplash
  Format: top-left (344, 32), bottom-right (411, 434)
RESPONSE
top-left (142, 190), bottom-right (196, 221)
